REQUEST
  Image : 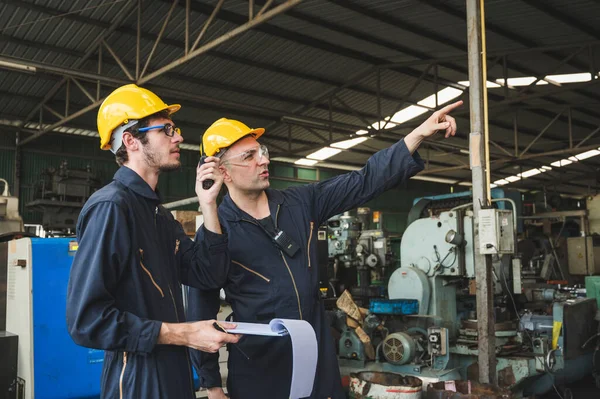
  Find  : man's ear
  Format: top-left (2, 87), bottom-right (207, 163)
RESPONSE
top-left (122, 131), bottom-right (138, 151)
top-left (220, 164), bottom-right (232, 183)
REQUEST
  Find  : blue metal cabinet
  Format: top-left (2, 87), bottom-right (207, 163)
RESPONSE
top-left (6, 238), bottom-right (102, 399)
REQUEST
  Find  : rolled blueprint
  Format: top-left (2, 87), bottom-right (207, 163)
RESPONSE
top-left (228, 318), bottom-right (318, 399)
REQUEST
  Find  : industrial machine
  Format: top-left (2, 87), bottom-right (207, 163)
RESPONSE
top-left (327, 208), bottom-right (393, 303)
top-left (0, 331), bottom-right (19, 398)
top-left (25, 161), bottom-right (101, 234)
top-left (334, 193), bottom-right (599, 396)
top-left (4, 238), bottom-right (103, 399)
top-left (0, 179), bottom-right (24, 236)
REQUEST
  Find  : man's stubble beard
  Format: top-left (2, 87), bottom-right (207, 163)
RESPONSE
top-left (143, 145), bottom-right (181, 172)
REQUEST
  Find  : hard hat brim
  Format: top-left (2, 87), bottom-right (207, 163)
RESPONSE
top-left (248, 127), bottom-right (265, 139)
top-left (166, 104), bottom-right (181, 115)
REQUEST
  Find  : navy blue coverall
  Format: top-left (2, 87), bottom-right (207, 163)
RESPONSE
top-left (188, 139), bottom-right (424, 398)
top-left (66, 166), bottom-right (229, 398)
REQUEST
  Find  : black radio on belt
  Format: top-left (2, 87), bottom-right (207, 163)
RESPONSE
top-left (273, 229), bottom-right (300, 257)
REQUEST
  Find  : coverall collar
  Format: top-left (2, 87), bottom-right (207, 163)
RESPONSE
top-left (221, 188), bottom-right (284, 222)
top-left (114, 166), bottom-right (161, 202)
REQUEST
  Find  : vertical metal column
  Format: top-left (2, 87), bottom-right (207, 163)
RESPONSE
top-left (14, 132), bottom-right (20, 198)
top-left (466, 0), bottom-right (496, 385)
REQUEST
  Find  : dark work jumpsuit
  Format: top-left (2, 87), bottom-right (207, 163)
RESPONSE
top-left (66, 166), bottom-right (229, 398)
top-left (188, 139), bottom-right (424, 398)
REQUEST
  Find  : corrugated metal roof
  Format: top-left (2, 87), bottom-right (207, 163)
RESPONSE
top-left (1, 0), bottom-right (600, 195)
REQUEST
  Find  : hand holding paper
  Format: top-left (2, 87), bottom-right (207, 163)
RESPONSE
top-left (225, 319), bottom-right (318, 399)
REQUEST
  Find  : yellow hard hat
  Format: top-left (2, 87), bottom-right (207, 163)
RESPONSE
top-left (97, 84), bottom-right (180, 150)
top-left (202, 118), bottom-right (265, 156)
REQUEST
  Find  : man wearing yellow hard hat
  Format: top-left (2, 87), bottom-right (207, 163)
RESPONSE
top-left (66, 84), bottom-right (240, 398)
top-left (187, 100), bottom-right (463, 399)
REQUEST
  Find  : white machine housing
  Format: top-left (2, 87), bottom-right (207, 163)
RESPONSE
top-left (400, 211), bottom-right (475, 278)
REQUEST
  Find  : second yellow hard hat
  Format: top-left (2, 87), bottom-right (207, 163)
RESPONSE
top-left (202, 118), bottom-right (265, 156)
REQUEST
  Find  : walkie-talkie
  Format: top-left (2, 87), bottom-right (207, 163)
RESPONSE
top-left (199, 155), bottom-right (214, 190)
top-left (199, 144), bottom-right (224, 190)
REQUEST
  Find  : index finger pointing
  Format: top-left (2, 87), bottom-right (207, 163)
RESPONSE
top-left (438, 100), bottom-right (463, 116)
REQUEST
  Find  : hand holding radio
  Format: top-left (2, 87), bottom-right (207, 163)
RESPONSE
top-left (196, 156), bottom-right (223, 205)
top-left (199, 155), bottom-right (215, 190)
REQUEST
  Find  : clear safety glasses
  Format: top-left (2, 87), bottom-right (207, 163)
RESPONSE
top-left (222, 144), bottom-right (269, 166)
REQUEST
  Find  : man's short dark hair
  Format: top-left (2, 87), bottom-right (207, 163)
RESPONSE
top-left (115, 110), bottom-right (171, 166)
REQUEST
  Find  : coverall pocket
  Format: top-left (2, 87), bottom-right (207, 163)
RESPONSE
top-left (232, 260), bottom-right (271, 283)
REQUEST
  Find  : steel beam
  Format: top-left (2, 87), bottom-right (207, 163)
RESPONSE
top-left (416, 0), bottom-right (600, 124)
top-left (390, 76), bottom-right (600, 134)
top-left (97, 45), bottom-right (102, 100)
top-left (2, 0), bottom-right (596, 166)
top-left (332, 0), bottom-right (600, 126)
top-left (8, 0), bottom-right (600, 122)
top-left (185, 0), bottom-right (190, 54)
top-left (490, 140), bottom-right (514, 157)
top-left (0, 54), bottom-right (380, 122)
top-left (71, 78), bottom-right (96, 104)
top-left (138, 0), bottom-right (302, 85)
top-left (520, 0), bottom-right (600, 40)
top-left (569, 108), bottom-right (573, 148)
top-left (420, 143), bottom-right (600, 176)
top-left (190, 0), bottom-right (224, 53)
top-left (14, 0), bottom-right (138, 142)
top-left (380, 63), bottom-right (434, 131)
top-left (18, 100), bottom-right (104, 147)
top-left (141, 0), bottom-right (180, 79)
top-left (520, 110), bottom-right (565, 157)
top-left (43, 105), bottom-right (63, 120)
top-left (514, 112), bottom-right (518, 156)
top-left (513, 46), bottom-right (587, 94)
top-left (256, 0), bottom-right (275, 18)
top-left (2, 56), bottom-right (590, 166)
top-left (576, 125), bottom-right (600, 148)
top-left (14, 132), bottom-right (20, 198)
top-left (103, 40), bottom-right (134, 81)
top-left (1, 24), bottom-right (592, 149)
top-left (332, 95), bottom-right (372, 128)
top-left (299, 126), bottom-right (328, 143)
top-left (136, 0), bottom-right (141, 80)
top-left (64, 79), bottom-right (70, 117)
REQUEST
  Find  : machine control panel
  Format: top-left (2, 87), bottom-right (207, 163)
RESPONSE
top-left (428, 327), bottom-right (447, 355)
top-left (478, 209), bottom-right (515, 255)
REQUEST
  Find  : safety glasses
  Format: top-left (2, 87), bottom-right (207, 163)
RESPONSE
top-left (137, 123), bottom-right (181, 137)
top-left (222, 144), bottom-right (269, 166)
